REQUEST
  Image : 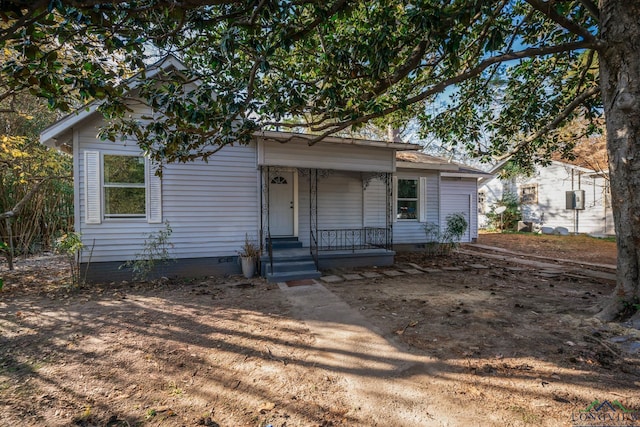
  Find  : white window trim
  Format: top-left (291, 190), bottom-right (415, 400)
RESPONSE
top-left (83, 151), bottom-right (162, 224)
top-left (103, 154), bottom-right (146, 220)
top-left (395, 177), bottom-right (427, 222)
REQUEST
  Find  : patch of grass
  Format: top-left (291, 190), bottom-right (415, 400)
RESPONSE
top-left (145, 409), bottom-right (157, 420)
top-left (508, 405), bottom-right (540, 424)
top-left (167, 381), bottom-right (183, 396)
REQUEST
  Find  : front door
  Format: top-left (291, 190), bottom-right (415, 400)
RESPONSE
top-left (269, 171), bottom-right (294, 236)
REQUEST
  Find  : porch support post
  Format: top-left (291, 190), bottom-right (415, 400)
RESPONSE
top-left (265, 166), bottom-right (270, 240)
top-left (309, 168), bottom-right (318, 266)
top-left (259, 165), bottom-right (264, 252)
top-left (386, 171), bottom-right (392, 250)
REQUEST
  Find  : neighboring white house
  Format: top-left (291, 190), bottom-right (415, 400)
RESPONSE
top-left (479, 160), bottom-right (614, 235)
top-left (40, 56), bottom-right (491, 281)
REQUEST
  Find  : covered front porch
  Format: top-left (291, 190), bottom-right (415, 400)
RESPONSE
top-left (256, 132), bottom-right (407, 281)
top-left (259, 166), bottom-right (394, 281)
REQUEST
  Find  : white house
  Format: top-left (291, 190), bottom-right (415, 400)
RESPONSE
top-left (40, 56), bottom-right (490, 282)
top-left (479, 160), bottom-right (614, 235)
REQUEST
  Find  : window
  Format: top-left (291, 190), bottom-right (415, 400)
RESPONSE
top-left (103, 155), bottom-right (146, 218)
top-left (520, 184), bottom-right (538, 205)
top-left (84, 151), bottom-right (161, 224)
top-left (271, 176), bottom-right (288, 184)
top-left (478, 190), bottom-right (486, 214)
top-left (397, 179), bottom-right (418, 219)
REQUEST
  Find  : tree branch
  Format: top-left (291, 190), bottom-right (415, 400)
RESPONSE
top-left (0, 176), bottom-right (69, 220)
top-left (497, 85), bottom-right (601, 160)
top-left (578, 0), bottom-right (600, 21)
top-left (301, 40), bottom-right (595, 140)
top-left (525, 0), bottom-right (597, 43)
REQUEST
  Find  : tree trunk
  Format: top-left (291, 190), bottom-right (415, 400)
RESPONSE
top-left (597, 0), bottom-right (640, 320)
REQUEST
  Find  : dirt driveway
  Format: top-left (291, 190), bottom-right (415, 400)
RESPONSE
top-left (1, 234), bottom-right (639, 426)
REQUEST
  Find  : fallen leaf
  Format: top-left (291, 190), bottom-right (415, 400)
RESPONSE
top-left (259, 402), bottom-right (275, 413)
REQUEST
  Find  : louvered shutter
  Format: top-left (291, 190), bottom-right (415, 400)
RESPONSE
top-left (419, 176), bottom-right (428, 222)
top-left (146, 158), bottom-right (162, 224)
top-left (84, 150), bottom-right (101, 224)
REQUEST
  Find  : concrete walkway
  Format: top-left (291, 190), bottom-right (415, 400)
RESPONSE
top-left (280, 281), bottom-right (477, 426)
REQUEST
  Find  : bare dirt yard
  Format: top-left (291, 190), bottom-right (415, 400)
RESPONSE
top-left (1, 233), bottom-right (639, 427)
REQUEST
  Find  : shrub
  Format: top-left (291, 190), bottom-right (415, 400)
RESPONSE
top-left (422, 213), bottom-right (468, 256)
top-left (486, 192), bottom-right (522, 231)
top-left (121, 222), bottom-right (175, 281)
top-left (54, 232), bottom-right (84, 287)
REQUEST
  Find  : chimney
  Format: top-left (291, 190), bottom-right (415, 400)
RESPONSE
top-left (387, 125), bottom-right (402, 142)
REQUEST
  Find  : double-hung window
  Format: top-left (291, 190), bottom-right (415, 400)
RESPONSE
top-left (84, 151), bottom-right (162, 224)
top-left (397, 178), bottom-right (418, 219)
top-left (103, 155), bottom-right (146, 218)
top-left (520, 184), bottom-right (538, 205)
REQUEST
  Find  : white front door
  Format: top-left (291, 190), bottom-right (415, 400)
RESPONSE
top-left (269, 171), bottom-right (295, 236)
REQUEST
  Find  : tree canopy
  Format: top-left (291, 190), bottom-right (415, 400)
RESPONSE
top-left (3, 0), bottom-right (640, 320)
top-left (1, 1), bottom-right (601, 165)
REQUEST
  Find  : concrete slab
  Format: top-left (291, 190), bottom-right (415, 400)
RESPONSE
top-left (442, 266), bottom-right (463, 271)
top-left (286, 278), bottom-right (316, 287)
top-left (422, 268), bottom-right (443, 273)
top-left (469, 264), bottom-right (489, 269)
top-left (400, 268), bottom-right (422, 275)
top-left (383, 270), bottom-right (404, 277)
top-left (342, 273), bottom-right (364, 281)
top-left (360, 271), bottom-right (383, 279)
top-left (321, 275), bottom-right (344, 283)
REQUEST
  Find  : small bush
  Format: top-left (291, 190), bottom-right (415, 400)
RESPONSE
top-left (54, 232), bottom-right (84, 287)
top-left (422, 213), bottom-right (468, 256)
top-left (121, 222), bottom-right (175, 281)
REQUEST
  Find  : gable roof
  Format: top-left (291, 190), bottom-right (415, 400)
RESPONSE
top-left (40, 55), bottom-right (186, 151)
top-left (40, 55), bottom-right (421, 154)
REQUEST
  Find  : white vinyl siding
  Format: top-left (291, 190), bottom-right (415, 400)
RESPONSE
top-left (297, 171), bottom-right (367, 247)
top-left (75, 113), bottom-right (259, 263)
top-left (363, 177), bottom-right (387, 227)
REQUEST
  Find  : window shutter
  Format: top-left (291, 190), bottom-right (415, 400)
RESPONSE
top-left (419, 176), bottom-right (428, 222)
top-left (84, 150), bottom-right (101, 224)
top-left (146, 158), bottom-right (162, 224)
top-left (392, 176), bottom-right (398, 222)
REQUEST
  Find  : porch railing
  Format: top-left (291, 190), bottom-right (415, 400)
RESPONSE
top-left (318, 227), bottom-right (391, 252)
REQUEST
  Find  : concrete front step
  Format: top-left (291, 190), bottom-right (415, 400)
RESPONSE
top-left (266, 237), bottom-right (303, 250)
top-left (261, 239), bottom-right (320, 282)
top-left (261, 247), bottom-right (312, 262)
top-left (266, 260), bottom-right (318, 274)
top-left (266, 269), bottom-right (322, 283)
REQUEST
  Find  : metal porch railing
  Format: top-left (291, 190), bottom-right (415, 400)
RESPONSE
top-left (317, 227), bottom-right (391, 252)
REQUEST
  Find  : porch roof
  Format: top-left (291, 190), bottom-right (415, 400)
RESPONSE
top-left (256, 130), bottom-right (421, 151)
top-left (396, 151), bottom-right (493, 178)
